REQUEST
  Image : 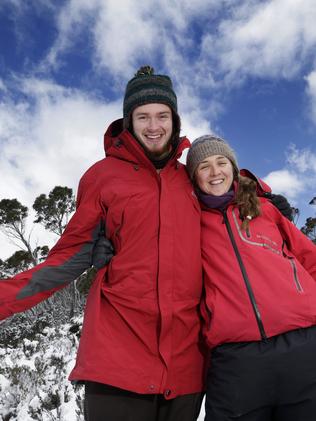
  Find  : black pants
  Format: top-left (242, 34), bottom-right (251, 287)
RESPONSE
top-left (205, 326), bottom-right (316, 420)
top-left (84, 382), bottom-right (204, 421)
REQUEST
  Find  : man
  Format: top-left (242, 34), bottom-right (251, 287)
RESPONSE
top-left (0, 66), bottom-right (207, 420)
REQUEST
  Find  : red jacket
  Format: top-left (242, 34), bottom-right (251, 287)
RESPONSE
top-left (0, 119), bottom-right (207, 398)
top-left (201, 192), bottom-right (316, 349)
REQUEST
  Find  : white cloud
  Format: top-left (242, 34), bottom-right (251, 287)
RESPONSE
top-left (92, 0), bottom-right (159, 76)
top-left (1, 77), bottom-right (121, 198)
top-left (41, 0), bottom-right (99, 72)
top-left (0, 79), bottom-right (7, 92)
top-left (35, 0), bottom-right (316, 129)
top-left (286, 143), bottom-right (316, 173)
top-left (43, 0), bottom-right (231, 76)
top-left (6, 0), bottom-right (316, 95)
top-left (205, 0), bottom-right (316, 81)
top-left (263, 169), bottom-right (304, 201)
top-left (37, 0), bottom-right (234, 113)
top-left (0, 77), bottom-right (121, 259)
top-left (263, 143), bottom-right (316, 211)
top-left (305, 70), bottom-right (316, 125)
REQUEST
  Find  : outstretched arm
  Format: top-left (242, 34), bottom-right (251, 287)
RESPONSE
top-left (0, 170), bottom-right (108, 320)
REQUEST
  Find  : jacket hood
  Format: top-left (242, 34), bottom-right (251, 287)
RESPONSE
top-left (240, 168), bottom-right (272, 196)
top-left (104, 118), bottom-right (125, 153)
top-left (103, 118), bottom-right (190, 165)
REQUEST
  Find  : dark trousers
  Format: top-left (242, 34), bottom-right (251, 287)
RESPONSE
top-left (84, 382), bottom-right (204, 421)
top-left (205, 325), bottom-right (316, 420)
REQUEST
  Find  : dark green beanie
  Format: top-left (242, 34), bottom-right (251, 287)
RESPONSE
top-left (123, 66), bottom-right (178, 120)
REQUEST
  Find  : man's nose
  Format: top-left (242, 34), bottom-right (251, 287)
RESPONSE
top-left (147, 118), bottom-right (159, 130)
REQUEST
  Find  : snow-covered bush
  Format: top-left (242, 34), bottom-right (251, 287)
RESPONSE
top-left (0, 316), bottom-right (84, 421)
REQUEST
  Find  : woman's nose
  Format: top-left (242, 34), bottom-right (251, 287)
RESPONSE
top-left (208, 165), bottom-right (219, 176)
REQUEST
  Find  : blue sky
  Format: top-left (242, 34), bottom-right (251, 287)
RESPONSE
top-left (0, 0), bottom-right (316, 258)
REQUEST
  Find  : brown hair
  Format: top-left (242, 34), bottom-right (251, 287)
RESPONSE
top-left (235, 175), bottom-right (261, 231)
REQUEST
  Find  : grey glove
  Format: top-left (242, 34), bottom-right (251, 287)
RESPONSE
top-left (92, 235), bottom-right (114, 269)
top-left (264, 192), bottom-right (293, 221)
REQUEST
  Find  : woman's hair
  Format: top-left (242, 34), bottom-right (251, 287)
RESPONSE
top-left (235, 175), bottom-right (261, 231)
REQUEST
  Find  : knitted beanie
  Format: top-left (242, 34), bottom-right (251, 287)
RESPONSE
top-left (186, 134), bottom-right (239, 180)
top-left (123, 65), bottom-right (178, 120)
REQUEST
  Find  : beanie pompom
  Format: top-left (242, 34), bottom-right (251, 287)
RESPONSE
top-left (135, 66), bottom-right (155, 76)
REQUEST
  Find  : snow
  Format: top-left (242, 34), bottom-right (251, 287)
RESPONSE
top-left (0, 316), bottom-right (84, 420)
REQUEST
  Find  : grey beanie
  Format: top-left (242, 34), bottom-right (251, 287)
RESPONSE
top-left (186, 134), bottom-right (238, 179)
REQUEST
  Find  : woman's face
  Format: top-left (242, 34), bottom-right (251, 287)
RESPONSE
top-left (195, 154), bottom-right (234, 196)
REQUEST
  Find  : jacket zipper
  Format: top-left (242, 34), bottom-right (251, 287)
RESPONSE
top-left (289, 258), bottom-right (303, 292)
top-left (222, 209), bottom-right (267, 341)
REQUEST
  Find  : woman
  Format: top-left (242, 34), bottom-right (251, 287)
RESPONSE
top-left (186, 135), bottom-right (316, 421)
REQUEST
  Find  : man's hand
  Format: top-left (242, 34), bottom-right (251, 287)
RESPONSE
top-left (264, 193), bottom-right (293, 221)
top-left (92, 236), bottom-right (114, 269)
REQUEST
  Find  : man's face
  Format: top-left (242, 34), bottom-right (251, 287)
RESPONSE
top-left (132, 103), bottom-right (173, 158)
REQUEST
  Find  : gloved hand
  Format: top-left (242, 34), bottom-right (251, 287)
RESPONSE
top-left (92, 236), bottom-right (114, 269)
top-left (264, 192), bottom-right (293, 221)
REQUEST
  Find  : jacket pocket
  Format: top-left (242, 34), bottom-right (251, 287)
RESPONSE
top-left (288, 257), bottom-right (304, 293)
top-left (282, 243), bottom-right (305, 293)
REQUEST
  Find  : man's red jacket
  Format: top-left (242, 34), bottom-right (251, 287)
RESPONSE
top-left (0, 119), bottom-right (207, 398)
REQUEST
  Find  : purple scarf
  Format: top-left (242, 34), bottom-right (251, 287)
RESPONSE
top-left (196, 188), bottom-right (235, 210)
